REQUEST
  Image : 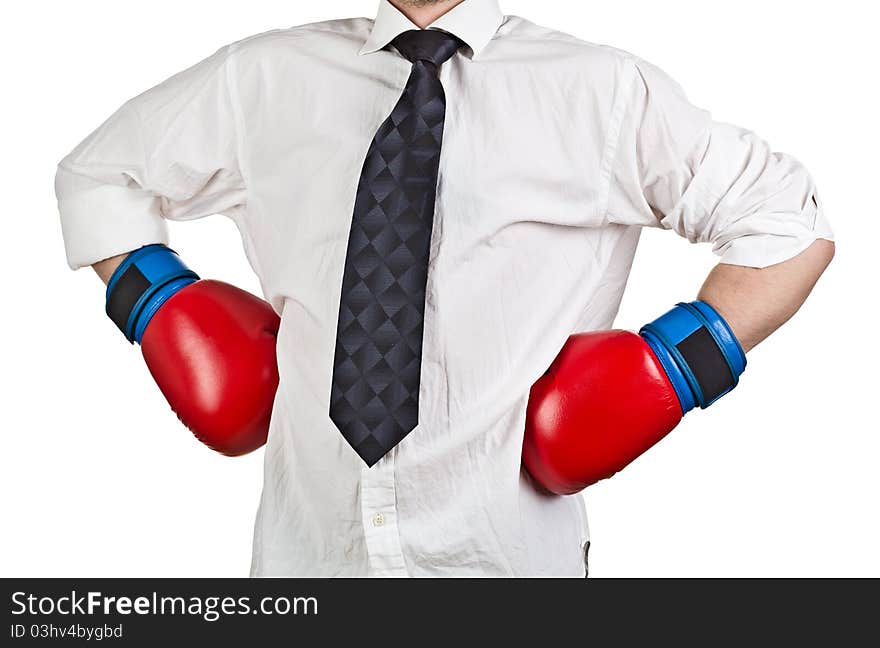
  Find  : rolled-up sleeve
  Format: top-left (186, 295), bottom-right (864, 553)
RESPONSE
top-left (606, 57), bottom-right (833, 268)
top-left (55, 45), bottom-right (246, 269)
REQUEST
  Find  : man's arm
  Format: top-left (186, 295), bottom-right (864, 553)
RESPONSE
top-left (698, 239), bottom-right (835, 353)
top-left (92, 254), bottom-right (127, 285)
top-left (56, 45), bottom-right (244, 272)
top-left (523, 238), bottom-right (835, 494)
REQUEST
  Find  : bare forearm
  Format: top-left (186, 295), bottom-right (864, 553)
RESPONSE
top-left (92, 253), bottom-right (128, 285)
top-left (697, 239), bottom-right (835, 353)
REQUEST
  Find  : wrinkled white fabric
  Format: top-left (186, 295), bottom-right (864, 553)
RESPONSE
top-left (55, 0), bottom-right (832, 577)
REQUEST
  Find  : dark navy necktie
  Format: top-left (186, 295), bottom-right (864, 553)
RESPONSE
top-left (331, 29), bottom-right (464, 466)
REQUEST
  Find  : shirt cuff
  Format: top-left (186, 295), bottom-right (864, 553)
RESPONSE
top-left (56, 167), bottom-right (169, 270)
top-left (715, 204), bottom-right (834, 269)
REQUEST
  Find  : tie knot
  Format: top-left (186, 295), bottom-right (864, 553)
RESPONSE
top-left (391, 29), bottom-right (464, 67)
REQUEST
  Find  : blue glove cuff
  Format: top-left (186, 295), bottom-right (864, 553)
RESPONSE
top-left (105, 244), bottom-right (199, 343)
top-left (640, 301), bottom-right (746, 414)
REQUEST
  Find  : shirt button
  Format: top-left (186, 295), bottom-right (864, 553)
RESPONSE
top-left (372, 513), bottom-right (386, 527)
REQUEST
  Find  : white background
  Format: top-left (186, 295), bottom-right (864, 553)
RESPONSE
top-left (1, 0), bottom-right (878, 577)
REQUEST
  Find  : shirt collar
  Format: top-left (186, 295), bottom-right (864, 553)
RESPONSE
top-left (359, 0), bottom-right (503, 60)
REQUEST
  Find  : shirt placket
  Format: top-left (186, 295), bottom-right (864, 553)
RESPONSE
top-left (360, 453), bottom-right (408, 576)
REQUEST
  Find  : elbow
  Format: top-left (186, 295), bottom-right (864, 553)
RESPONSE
top-left (815, 238), bottom-right (836, 274)
top-left (796, 238), bottom-right (835, 292)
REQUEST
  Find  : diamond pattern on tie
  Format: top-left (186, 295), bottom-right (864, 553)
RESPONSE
top-left (331, 30), bottom-right (463, 467)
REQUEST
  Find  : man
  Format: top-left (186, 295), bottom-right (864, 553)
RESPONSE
top-left (55, 0), bottom-right (834, 577)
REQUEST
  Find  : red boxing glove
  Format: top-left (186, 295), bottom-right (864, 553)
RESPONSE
top-left (141, 280), bottom-right (280, 455)
top-left (524, 331), bottom-right (681, 495)
top-left (524, 303), bottom-right (746, 495)
top-left (105, 245), bottom-right (280, 456)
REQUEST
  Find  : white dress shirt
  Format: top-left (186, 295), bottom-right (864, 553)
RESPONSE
top-left (55, 0), bottom-right (832, 577)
